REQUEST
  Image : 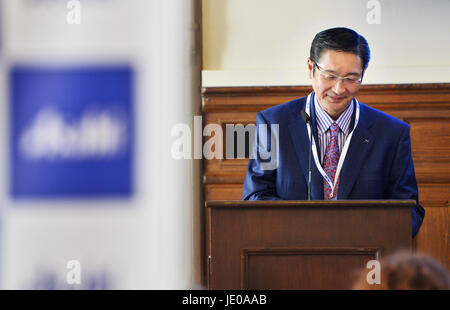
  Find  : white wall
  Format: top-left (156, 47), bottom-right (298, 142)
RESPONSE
top-left (202, 0), bottom-right (450, 86)
top-left (0, 0), bottom-right (200, 289)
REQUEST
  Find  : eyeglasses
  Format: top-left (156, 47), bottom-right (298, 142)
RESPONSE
top-left (315, 63), bottom-right (362, 85)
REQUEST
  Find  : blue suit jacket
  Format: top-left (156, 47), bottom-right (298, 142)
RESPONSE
top-left (242, 94), bottom-right (425, 238)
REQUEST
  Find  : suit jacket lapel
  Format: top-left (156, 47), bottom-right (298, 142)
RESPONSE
top-left (309, 94), bottom-right (324, 199)
top-left (309, 93), bottom-right (322, 160)
top-left (287, 96), bottom-right (324, 200)
top-left (337, 104), bottom-right (374, 199)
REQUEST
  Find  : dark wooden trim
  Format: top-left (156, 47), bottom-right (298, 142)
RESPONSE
top-left (202, 83), bottom-right (450, 95)
top-left (202, 83), bottom-right (450, 112)
top-left (203, 173), bottom-right (244, 184)
top-left (419, 201), bottom-right (450, 208)
top-left (206, 199), bottom-right (416, 208)
top-left (203, 173), bottom-right (450, 184)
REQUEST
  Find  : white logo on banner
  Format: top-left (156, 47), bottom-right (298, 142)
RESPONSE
top-left (19, 107), bottom-right (128, 160)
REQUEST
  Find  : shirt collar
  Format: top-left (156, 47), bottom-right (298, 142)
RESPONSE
top-left (314, 94), bottom-right (354, 135)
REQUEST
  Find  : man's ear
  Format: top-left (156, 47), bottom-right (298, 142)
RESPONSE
top-left (307, 58), bottom-right (314, 79)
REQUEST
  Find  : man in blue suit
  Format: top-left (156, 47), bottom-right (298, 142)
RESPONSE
top-left (242, 27), bottom-right (425, 238)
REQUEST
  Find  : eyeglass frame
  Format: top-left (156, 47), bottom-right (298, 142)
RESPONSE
top-left (314, 63), bottom-right (363, 85)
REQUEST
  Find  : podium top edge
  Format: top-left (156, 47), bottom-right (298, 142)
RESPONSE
top-left (205, 200), bottom-right (417, 208)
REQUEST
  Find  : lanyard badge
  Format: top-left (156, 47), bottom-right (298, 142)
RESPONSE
top-left (304, 92), bottom-right (360, 198)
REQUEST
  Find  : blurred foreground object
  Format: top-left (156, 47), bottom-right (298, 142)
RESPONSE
top-left (353, 250), bottom-right (450, 290)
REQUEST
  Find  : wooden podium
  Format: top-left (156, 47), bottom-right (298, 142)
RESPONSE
top-left (206, 200), bottom-right (415, 290)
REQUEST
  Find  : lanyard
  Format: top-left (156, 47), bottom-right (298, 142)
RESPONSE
top-left (305, 92), bottom-right (360, 198)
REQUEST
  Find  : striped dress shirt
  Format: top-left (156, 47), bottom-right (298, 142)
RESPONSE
top-left (314, 96), bottom-right (354, 164)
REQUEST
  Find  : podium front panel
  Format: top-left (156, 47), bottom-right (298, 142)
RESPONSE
top-left (208, 201), bottom-right (413, 290)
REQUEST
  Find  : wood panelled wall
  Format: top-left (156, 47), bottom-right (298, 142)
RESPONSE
top-left (201, 83), bottom-right (450, 277)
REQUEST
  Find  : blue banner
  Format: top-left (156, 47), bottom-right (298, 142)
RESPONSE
top-left (10, 66), bottom-right (134, 198)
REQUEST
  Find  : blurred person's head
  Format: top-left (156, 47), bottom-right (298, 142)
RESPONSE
top-left (353, 250), bottom-right (450, 290)
top-left (307, 27), bottom-right (370, 120)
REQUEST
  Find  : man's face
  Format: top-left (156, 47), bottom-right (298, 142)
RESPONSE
top-left (307, 50), bottom-right (363, 120)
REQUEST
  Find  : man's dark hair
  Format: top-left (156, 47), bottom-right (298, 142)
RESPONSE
top-left (310, 27), bottom-right (371, 73)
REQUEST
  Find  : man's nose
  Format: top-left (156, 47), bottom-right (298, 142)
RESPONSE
top-left (332, 79), bottom-right (346, 95)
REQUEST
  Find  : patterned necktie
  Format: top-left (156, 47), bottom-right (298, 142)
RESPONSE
top-left (323, 123), bottom-right (340, 200)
